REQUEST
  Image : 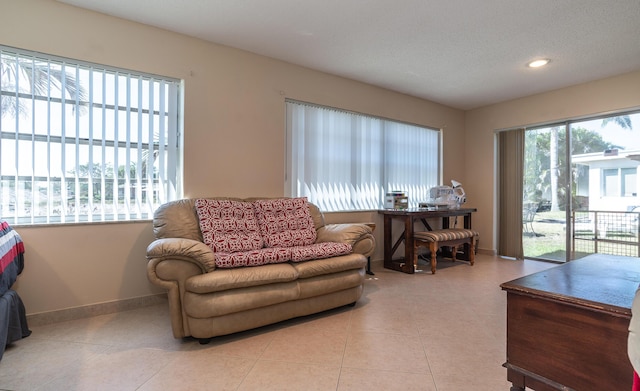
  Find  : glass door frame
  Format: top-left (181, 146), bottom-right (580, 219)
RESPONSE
top-left (522, 109), bottom-right (640, 263)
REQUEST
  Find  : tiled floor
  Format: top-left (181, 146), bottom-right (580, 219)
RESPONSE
top-left (0, 254), bottom-right (556, 391)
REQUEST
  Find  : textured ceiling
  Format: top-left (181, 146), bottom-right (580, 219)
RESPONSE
top-left (57, 0), bottom-right (640, 110)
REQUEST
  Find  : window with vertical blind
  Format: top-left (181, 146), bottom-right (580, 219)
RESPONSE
top-left (0, 46), bottom-right (182, 225)
top-left (285, 99), bottom-right (441, 211)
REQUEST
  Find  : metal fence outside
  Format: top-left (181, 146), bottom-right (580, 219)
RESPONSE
top-left (573, 210), bottom-right (640, 258)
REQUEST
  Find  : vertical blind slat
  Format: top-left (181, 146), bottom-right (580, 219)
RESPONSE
top-left (124, 73), bottom-right (131, 219)
top-left (74, 64), bottom-right (81, 222)
top-left (29, 56), bottom-right (36, 225)
top-left (145, 79), bottom-right (154, 217)
top-left (112, 71), bottom-right (119, 220)
top-left (45, 61), bottom-right (51, 223)
top-left (60, 62), bottom-right (68, 222)
top-left (87, 67), bottom-right (94, 222)
top-left (159, 81), bottom-right (168, 202)
top-left (137, 76), bottom-right (144, 219)
top-left (100, 73), bottom-right (105, 221)
top-left (13, 53), bottom-right (20, 223)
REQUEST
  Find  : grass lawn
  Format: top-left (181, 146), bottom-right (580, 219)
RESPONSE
top-left (523, 210), bottom-right (640, 261)
top-left (523, 211), bottom-right (568, 261)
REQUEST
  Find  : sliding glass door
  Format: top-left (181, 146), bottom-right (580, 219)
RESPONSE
top-left (523, 125), bottom-right (569, 261)
top-left (522, 111), bottom-right (640, 262)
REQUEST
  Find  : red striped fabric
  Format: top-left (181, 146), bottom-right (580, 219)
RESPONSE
top-left (0, 242), bottom-right (24, 274)
top-left (0, 224), bottom-right (24, 274)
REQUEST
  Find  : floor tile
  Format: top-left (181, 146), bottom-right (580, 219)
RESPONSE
top-left (337, 367), bottom-right (437, 391)
top-left (260, 323), bottom-right (348, 366)
top-left (237, 360), bottom-right (340, 391)
top-left (342, 331), bottom-right (431, 373)
top-left (0, 339), bottom-right (109, 391)
top-left (36, 346), bottom-right (178, 391)
top-left (138, 349), bottom-right (255, 391)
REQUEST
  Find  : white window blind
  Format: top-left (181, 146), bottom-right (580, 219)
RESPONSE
top-left (0, 46), bottom-right (182, 225)
top-left (285, 100), bottom-right (440, 211)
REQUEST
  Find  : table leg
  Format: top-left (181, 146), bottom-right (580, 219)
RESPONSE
top-left (442, 216), bottom-right (450, 229)
top-left (403, 216), bottom-right (415, 273)
top-left (383, 215), bottom-right (393, 270)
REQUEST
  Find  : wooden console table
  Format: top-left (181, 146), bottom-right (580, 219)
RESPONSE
top-left (378, 208), bottom-right (476, 274)
top-left (501, 254), bottom-right (640, 391)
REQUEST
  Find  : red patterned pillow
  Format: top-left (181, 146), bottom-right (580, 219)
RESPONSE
top-left (195, 199), bottom-right (263, 253)
top-left (253, 197), bottom-right (317, 248)
top-left (290, 242), bottom-right (352, 262)
top-left (215, 247), bottom-right (291, 268)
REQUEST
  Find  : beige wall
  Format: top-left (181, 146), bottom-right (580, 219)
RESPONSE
top-left (465, 70), bottom-right (640, 252)
top-left (3, 0), bottom-right (465, 315)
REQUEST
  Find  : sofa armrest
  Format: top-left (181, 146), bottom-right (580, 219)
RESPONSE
top-left (146, 238), bottom-right (215, 339)
top-left (147, 238), bottom-right (216, 273)
top-left (316, 223), bottom-right (375, 257)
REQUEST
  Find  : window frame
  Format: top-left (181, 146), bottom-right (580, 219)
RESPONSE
top-left (602, 168), bottom-right (620, 197)
top-left (0, 45), bottom-right (183, 226)
top-left (621, 167), bottom-right (637, 197)
top-left (601, 167), bottom-right (637, 198)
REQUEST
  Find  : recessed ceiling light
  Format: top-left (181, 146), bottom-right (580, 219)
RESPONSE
top-left (528, 59), bottom-right (550, 68)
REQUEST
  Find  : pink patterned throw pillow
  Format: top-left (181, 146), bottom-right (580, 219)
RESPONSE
top-left (195, 199), bottom-right (263, 253)
top-left (290, 242), bottom-right (352, 262)
top-left (215, 247), bottom-right (291, 268)
top-left (253, 197), bottom-right (317, 248)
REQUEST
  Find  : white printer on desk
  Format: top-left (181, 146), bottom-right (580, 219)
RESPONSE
top-left (420, 180), bottom-right (466, 210)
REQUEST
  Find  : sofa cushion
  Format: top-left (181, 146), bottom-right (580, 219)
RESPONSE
top-left (297, 269), bottom-right (365, 299)
top-left (253, 197), bottom-right (317, 248)
top-left (186, 263), bottom-right (298, 293)
top-left (183, 281), bottom-right (300, 318)
top-left (195, 199), bottom-right (263, 253)
top-left (292, 253), bottom-right (367, 279)
top-left (214, 247), bottom-right (291, 268)
top-left (290, 242), bottom-right (352, 262)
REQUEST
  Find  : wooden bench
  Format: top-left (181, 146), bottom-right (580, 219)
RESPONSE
top-left (413, 228), bottom-right (479, 274)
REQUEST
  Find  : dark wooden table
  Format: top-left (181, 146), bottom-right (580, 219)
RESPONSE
top-left (378, 208), bottom-right (476, 274)
top-left (501, 254), bottom-right (640, 391)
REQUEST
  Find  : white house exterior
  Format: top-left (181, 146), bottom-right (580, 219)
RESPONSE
top-left (572, 149), bottom-right (640, 212)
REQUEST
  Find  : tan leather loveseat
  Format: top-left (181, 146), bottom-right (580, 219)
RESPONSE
top-left (146, 197), bottom-right (375, 342)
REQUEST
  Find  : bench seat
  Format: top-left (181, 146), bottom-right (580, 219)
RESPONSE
top-left (413, 228), bottom-right (479, 274)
